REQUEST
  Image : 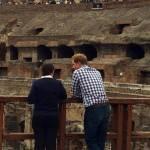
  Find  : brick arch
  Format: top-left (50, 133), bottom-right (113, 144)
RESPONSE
top-left (37, 45), bottom-right (52, 62)
top-left (0, 42), bottom-right (7, 61)
top-left (78, 44), bottom-right (97, 61)
top-left (57, 45), bottom-right (74, 58)
top-left (126, 43), bottom-right (145, 59)
top-left (9, 45), bottom-right (18, 60)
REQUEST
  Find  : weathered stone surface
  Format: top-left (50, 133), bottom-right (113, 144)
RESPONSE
top-left (0, 3), bottom-right (150, 44)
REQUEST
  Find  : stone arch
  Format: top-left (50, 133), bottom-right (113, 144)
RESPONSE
top-left (0, 67), bottom-right (7, 76)
top-left (97, 69), bottom-right (105, 80)
top-left (29, 27), bottom-right (44, 35)
top-left (139, 71), bottom-right (150, 85)
top-left (0, 42), bottom-right (7, 61)
top-left (10, 45), bottom-right (18, 60)
top-left (78, 44), bottom-right (97, 61)
top-left (33, 28), bottom-right (43, 35)
top-left (126, 43), bottom-right (144, 59)
top-left (57, 45), bottom-right (74, 58)
top-left (110, 23), bottom-right (130, 34)
top-left (37, 45), bottom-right (52, 62)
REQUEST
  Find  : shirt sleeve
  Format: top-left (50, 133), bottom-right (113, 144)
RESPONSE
top-left (72, 71), bottom-right (82, 99)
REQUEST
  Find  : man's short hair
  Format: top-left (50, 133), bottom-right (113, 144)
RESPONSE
top-left (41, 63), bottom-right (54, 76)
top-left (72, 53), bottom-right (87, 65)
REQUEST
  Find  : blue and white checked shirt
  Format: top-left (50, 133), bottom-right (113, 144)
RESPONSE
top-left (72, 65), bottom-right (108, 107)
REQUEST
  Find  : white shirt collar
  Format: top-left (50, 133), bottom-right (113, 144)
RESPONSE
top-left (41, 75), bottom-right (53, 78)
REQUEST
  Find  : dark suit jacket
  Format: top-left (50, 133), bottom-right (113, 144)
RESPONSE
top-left (27, 77), bottom-right (67, 128)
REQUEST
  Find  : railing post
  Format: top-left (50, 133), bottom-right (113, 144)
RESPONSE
top-left (111, 104), bottom-right (117, 150)
top-left (116, 104), bottom-right (123, 150)
top-left (58, 102), bottom-right (66, 150)
top-left (122, 104), bottom-right (132, 150)
top-left (111, 104), bottom-right (123, 150)
top-left (0, 103), bottom-right (4, 150)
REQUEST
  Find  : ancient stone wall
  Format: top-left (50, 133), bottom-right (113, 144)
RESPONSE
top-left (2, 42), bottom-right (149, 84)
top-left (0, 3), bottom-right (92, 12)
top-left (0, 78), bottom-right (150, 96)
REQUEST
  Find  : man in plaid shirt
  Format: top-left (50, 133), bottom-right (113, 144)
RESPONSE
top-left (72, 53), bottom-right (110, 150)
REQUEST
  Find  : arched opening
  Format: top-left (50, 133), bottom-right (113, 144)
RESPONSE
top-left (78, 44), bottom-right (97, 61)
top-left (10, 45), bottom-right (18, 60)
top-left (139, 71), bottom-right (150, 85)
top-left (97, 69), bottom-right (105, 81)
top-left (23, 57), bottom-right (32, 62)
top-left (30, 28), bottom-right (44, 35)
top-left (110, 24), bottom-right (130, 34)
top-left (0, 42), bottom-right (7, 61)
top-left (57, 45), bottom-right (74, 58)
top-left (37, 45), bottom-right (52, 62)
top-left (126, 43), bottom-right (144, 59)
top-left (0, 67), bottom-right (7, 76)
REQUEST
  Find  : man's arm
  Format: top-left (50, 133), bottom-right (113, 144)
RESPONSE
top-left (72, 71), bottom-right (82, 100)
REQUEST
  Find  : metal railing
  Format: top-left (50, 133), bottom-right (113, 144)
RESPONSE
top-left (0, 96), bottom-right (150, 150)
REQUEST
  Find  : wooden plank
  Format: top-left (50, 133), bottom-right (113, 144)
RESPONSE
top-left (66, 132), bottom-right (117, 139)
top-left (3, 133), bottom-right (34, 140)
top-left (67, 97), bottom-right (150, 105)
top-left (0, 96), bottom-right (150, 105)
top-left (111, 104), bottom-right (118, 150)
top-left (116, 105), bottom-right (123, 150)
top-left (109, 98), bottom-right (150, 105)
top-left (58, 103), bottom-right (66, 150)
top-left (3, 132), bottom-right (117, 140)
top-left (126, 105), bottom-right (132, 150)
top-left (132, 131), bottom-right (150, 139)
top-left (0, 103), bottom-right (4, 150)
top-left (0, 96), bottom-right (26, 103)
top-left (122, 105), bottom-right (132, 150)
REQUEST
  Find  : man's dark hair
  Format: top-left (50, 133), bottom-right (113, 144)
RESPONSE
top-left (41, 63), bottom-right (54, 76)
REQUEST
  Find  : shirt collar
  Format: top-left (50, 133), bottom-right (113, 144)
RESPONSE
top-left (80, 65), bottom-right (89, 69)
top-left (41, 75), bottom-right (53, 78)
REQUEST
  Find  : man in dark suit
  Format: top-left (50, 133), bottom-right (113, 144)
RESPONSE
top-left (27, 63), bottom-right (67, 150)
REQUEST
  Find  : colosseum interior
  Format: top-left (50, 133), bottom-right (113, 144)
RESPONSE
top-left (0, 0), bottom-right (150, 150)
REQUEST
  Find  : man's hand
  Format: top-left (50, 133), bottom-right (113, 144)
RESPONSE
top-left (71, 96), bottom-right (83, 103)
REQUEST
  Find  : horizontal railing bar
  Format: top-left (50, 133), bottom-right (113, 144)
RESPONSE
top-left (66, 132), bottom-right (117, 139)
top-left (3, 132), bottom-right (117, 141)
top-left (67, 97), bottom-right (150, 105)
top-left (0, 96), bottom-right (26, 103)
top-left (3, 131), bottom-right (150, 142)
top-left (0, 96), bottom-right (150, 104)
top-left (132, 131), bottom-right (150, 139)
top-left (3, 133), bottom-right (34, 140)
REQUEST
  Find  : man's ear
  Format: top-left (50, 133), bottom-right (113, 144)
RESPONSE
top-left (78, 62), bottom-right (82, 67)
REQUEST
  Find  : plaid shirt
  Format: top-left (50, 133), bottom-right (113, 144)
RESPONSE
top-left (72, 65), bottom-right (108, 107)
